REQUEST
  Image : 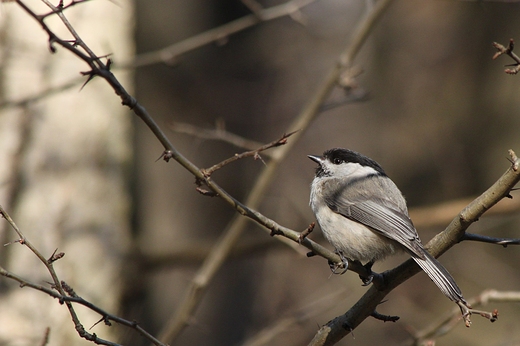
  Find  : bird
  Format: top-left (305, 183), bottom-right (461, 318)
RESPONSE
top-left (308, 147), bottom-right (471, 322)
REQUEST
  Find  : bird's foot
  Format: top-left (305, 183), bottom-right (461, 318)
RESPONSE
top-left (358, 261), bottom-right (375, 286)
top-left (328, 250), bottom-right (349, 275)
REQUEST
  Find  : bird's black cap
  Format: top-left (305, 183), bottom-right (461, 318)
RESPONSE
top-left (322, 148), bottom-right (386, 176)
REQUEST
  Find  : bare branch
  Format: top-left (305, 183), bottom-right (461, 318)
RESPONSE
top-left (0, 77), bottom-right (83, 110)
top-left (241, 289), bottom-right (347, 346)
top-left (130, 0), bottom-right (318, 68)
top-left (0, 207), bottom-right (167, 346)
top-left (38, 327), bottom-right (50, 346)
top-left (0, 205), bottom-right (120, 346)
top-left (492, 39), bottom-right (520, 74)
top-left (298, 222), bottom-right (315, 243)
top-left (410, 290), bottom-right (518, 346)
top-left (170, 120), bottom-right (266, 152)
top-left (201, 130), bottom-right (298, 177)
top-left (462, 232), bottom-right (520, 246)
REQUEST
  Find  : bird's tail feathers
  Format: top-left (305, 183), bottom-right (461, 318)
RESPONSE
top-left (412, 250), bottom-right (466, 305)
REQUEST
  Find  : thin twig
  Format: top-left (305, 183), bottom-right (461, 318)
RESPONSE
top-left (462, 232), bottom-right (520, 246)
top-left (130, 0), bottom-right (317, 68)
top-left (0, 263), bottom-right (166, 346)
top-left (492, 39), bottom-right (520, 74)
top-left (0, 77), bottom-right (83, 110)
top-left (169, 121), bottom-right (266, 153)
top-left (298, 222), bottom-right (315, 243)
top-left (201, 130), bottom-right (298, 177)
top-left (370, 310), bottom-right (399, 323)
top-left (409, 290), bottom-right (517, 346)
top-left (241, 289), bottom-right (348, 346)
top-left (0, 206), bottom-right (119, 346)
top-left (38, 327), bottom-right (50, 346)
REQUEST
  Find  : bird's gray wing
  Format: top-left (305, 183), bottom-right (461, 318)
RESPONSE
top-left (325, 186), bottom-right (425, 259)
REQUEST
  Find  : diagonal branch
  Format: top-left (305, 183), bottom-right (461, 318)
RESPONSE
top-left (130, 0), bottom-right (318, 68)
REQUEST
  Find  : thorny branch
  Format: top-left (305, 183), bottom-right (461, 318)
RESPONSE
top-left (0, 206), bottom-right (145, 346)
top-left (0, 261), bottom-right (165, 346)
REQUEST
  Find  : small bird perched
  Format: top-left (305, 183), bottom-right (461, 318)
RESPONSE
top-left (308, 148), bottom-right (471, 322)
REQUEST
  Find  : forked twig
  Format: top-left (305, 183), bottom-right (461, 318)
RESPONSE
top-left (201, 130), bottom-right (299, 177)
top-left (409, 290), bottom-right (517, 345)
top-left (492, 39), bottom-right (520, 74)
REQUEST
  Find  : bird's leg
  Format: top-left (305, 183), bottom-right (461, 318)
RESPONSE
top-left (328, 249), bottom-right (349, 275)
top-left (359, 260), bottom-right (375, 286)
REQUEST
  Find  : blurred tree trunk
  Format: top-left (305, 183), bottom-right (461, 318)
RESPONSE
top-left (0, 1), bottom-right (133, 344)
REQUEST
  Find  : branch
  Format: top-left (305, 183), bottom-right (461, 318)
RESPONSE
top-left (130, 0), bottom-right (318, 68)
top-left (462, 232), bottom-right (520, 246)
top-left (308, 150), bottom-right (520, 345)
top-left (492, 39), bottom-right (520, 74)
top-left (201, 130), bottom-right (298, 177)
top-left (241, 289), bottom-right (347, 346)
top-left (0, 206), bottom-right (120, 346)
top-left (409, 193), bottom-right (520, 229)
top-left (0, 76), bottom-right (83, 110)
top-left (169, 120), bottom-right (266, 152)
top-left (410, 290), bottom-right (518, 345)
top-left (0, 263), bottom-right (166, 346)
top-left (11, 1), bottom-right (342, 344)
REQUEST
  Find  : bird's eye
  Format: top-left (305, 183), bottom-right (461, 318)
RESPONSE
top-left (333, 158), bottom-right (343, 165)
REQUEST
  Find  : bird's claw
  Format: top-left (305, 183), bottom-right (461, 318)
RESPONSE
top-left (359, 261), bottom-right (375, 286)
top-left (329, 250), bottom-right (349, 275)
top-left (361, 274), bottom-right (374, 286)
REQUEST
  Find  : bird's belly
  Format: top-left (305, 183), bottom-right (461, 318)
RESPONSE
top-left (314, 207), bottom-right (401, 263)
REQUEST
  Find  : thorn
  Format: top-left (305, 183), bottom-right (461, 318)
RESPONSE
top-left (79, 70), bottom-right (96, 90)
top-left (195, 187), bottom-right (218, 197)
top-left (156, 150), bottom-right (174, 162)
top-left (4, 238), bottom-right (24, 246)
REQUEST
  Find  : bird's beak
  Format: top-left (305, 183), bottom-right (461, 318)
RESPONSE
top-left (307, 155), bottom-right (323, 164)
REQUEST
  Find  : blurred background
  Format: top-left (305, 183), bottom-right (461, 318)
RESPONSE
top-left (2, 0), bottom-right (520, 345)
